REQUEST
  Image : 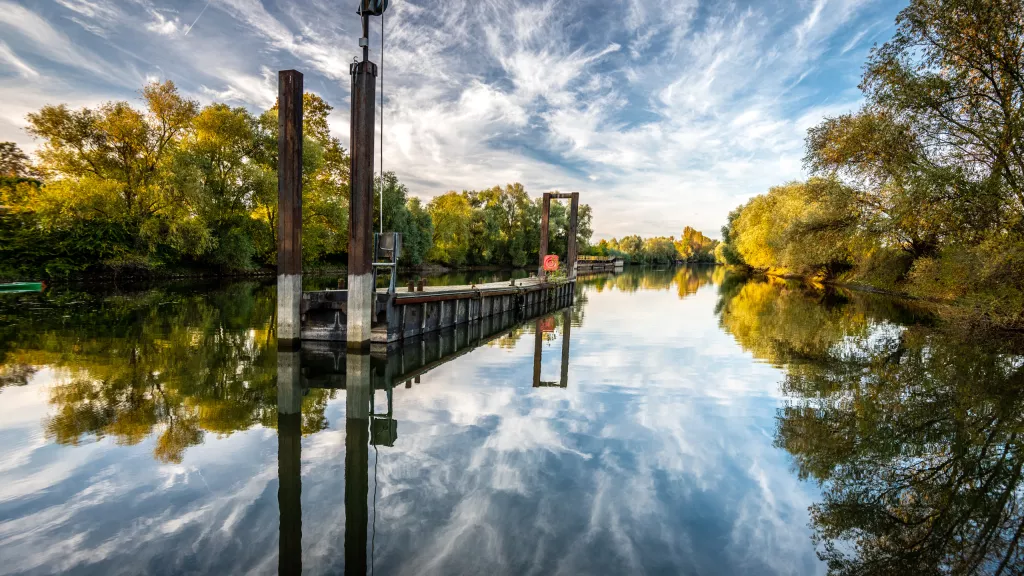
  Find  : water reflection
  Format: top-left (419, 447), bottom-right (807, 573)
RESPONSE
top-left (277, 346), bottom-right (303, 576)
top-left (5, 267), bottom-right (1024, 574)
top-left (0, 283), bottom-right (338, 463)
top-left (275, 303), bottom-right (576, 574)
top-left (715, 276), bottom-right (1024, 573)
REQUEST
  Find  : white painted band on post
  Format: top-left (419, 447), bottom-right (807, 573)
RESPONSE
top-left (277, 273), bottom-right (302, 340)
top-left (346, 272), bottom-right (373, 344)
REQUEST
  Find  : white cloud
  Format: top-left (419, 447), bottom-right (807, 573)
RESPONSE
top-left (145, 10), bottom-right (180, 36)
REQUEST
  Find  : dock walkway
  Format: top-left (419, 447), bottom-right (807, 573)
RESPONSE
top-left (301, 277), bottom-right (574, 345)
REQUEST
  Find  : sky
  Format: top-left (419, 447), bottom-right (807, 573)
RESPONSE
top-left (0, 0), bottom-right (905, 240)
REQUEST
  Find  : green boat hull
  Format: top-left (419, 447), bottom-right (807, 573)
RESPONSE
top-left (0, 282), bottom-right (43, 293)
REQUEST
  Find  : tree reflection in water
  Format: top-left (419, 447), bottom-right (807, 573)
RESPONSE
top-left (717, 274), bottom-right (1024, 574)
top-left (0, 282), bottom-right (335, 463)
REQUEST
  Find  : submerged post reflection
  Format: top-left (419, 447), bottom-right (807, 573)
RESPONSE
top-left (533, 312), bottom-right (572, 388)
top-left (277, 345), bottom-right (303, 575)
top-left (345, 351), bottom-right (371, 576)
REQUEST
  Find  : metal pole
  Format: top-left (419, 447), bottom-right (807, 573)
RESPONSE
top-left (348, 54), bottom-right (377, 350)
top-left (361, 14), bottom-right (369, 62)
top-left (567, 192), bottom-right (579, 281)
top-left (538, 193), bottom-right (550, 281)
top-left (277, 70), bottom-right (303, 343)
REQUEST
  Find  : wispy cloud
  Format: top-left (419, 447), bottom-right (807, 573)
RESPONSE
top-left (0, 40), bottom-right (38, 78)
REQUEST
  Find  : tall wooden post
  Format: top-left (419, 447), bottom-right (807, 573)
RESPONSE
top-left (347, 57), bottom-right (377, 350)
top-left (345, 351), bottom-right (370, 576)
top-left (538, 193), bottom-right (551, 281)
top-left (277, 348), bottom-right (302, 575)
top-left (278, 70), bottom-right (303, 343)
top-left (567, 192), bottom-right (579, 280)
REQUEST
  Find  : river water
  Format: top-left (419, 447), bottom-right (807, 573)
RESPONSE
top-left (0, 267), bottom-right (1021, 575)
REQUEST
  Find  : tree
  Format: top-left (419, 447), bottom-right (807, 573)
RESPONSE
top-left (27, 81), bottom-right (198, 225)
top-left (642, 236), bottom-right (678, 264)
top-left (863, 0), bottom-right (1024, 219)
top-left (427, 191), bottom-right (473, 266)
top-left (618, 235), bottom-right (644, 261)
top-left (677, 226), bottom-right (719, 262)
top-left (0, 142), bottom-right (36, 178)
top-left (374, 171), bottom-right (432, 265)
top-left (405, 196), bottom-right (434, 265)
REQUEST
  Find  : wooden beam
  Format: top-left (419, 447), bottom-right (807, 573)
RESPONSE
top-left (538, 192), bottom-right (551, 281)
top-left (567, 192), bottom-right (579, 280)
top-left (347, 59), bottom-right (378, 350)
top-left (277, 70), bottom-right (303, 343)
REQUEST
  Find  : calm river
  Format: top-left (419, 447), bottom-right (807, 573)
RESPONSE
top-left (0, 267), bottom-right (1021, 575)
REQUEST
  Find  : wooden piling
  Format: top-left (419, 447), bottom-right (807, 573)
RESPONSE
top-left (538, 192), bottom-right (551, 281)
top-left (347, 59), bottom-right (378, 350)
top-left (567, 192), bottom-right (579, 280)
top-left (277, 70), bottom-right (303, 343)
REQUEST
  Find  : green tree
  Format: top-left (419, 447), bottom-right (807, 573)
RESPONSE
top-left (427, 191), bottom-right (473, 266)
top-left (642, 236), bottom-right (678, 264)
top-left (863, 0), bottom-right (1024, 219)
top-left (26, 81), bottom-right (198, 225)
top-left (374, 171), bottom-right (433, 265)
top-left (618, 235), bottom-right (644, 262)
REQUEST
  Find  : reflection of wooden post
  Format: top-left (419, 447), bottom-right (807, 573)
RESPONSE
top-left (277, 348), bottom-right (302, 575)
top-left (344, 352), bottom-right (370, 576)
top-left (559, 309), bottom-right (571, 387)
top-left (567, 192), bottom-right (579, 281)
top-left (278, 70), bottom-right (303, 343)
top-left (347, 56), bottom-right (378, 350)
top-left (538, 192), bottom-right (551, 281)
top-left (532, 319), bottom-right (543, 387)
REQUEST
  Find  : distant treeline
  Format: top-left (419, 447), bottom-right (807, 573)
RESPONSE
top-left (716, 0), bottom-right (1024, 329)
top-left (587, 226), bottom-right (719, 265)
top-left (0, 86), bottom-right (592, 279)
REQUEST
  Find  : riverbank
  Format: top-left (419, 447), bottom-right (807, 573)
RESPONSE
top-left (0, 262), bottom-right (556, 286)
top-left (732, 265), bottom-right (1024, 332)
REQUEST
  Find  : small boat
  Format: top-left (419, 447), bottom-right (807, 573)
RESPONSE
top-left (0, 282), bottom-right (44, 293)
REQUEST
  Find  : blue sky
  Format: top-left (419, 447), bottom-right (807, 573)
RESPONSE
top-left (0, 0), bottom-right (904, 239)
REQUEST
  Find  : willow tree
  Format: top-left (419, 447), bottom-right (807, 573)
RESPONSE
top-left (26, 81), bottom-right (198, 226)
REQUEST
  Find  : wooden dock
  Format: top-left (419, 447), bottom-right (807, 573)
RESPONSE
top-left (300, 277), bottom-right (575, 345)
top-left (577, 256), bottom-right (624, 275)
